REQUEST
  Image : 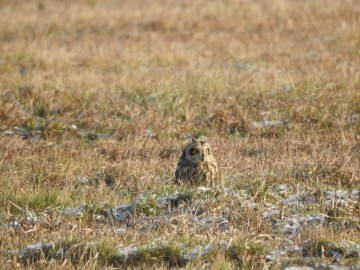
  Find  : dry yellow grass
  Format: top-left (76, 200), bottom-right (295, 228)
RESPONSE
top-left (0, 0), bottom-right (359, 269)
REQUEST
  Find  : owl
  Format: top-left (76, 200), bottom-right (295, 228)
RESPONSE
top-left (175, 137), bottom-right (220, 187)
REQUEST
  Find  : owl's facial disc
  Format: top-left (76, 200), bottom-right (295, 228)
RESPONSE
top-left (188, 146), bottom-right (212, 163)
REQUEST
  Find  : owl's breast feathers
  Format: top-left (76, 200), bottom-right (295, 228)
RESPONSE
top-left (175, 160), bottom-right (219, 186)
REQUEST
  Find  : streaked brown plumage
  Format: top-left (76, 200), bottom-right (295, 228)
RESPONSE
top-left (175, 137), bottom-right (220, 187)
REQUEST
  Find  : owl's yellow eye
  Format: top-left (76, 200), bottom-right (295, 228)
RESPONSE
top-left (205, 149), bottom-right (210, 154)
top-left (191, 149), bottom-right (199, 155)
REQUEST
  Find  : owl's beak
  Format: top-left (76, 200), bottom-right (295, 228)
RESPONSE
top-left (201, 154), bottom-right (205, 162)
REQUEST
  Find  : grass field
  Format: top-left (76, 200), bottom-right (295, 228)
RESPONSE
top-left (1, 0), bottom-right (359, 269)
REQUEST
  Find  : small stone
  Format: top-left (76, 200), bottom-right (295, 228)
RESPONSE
top-left (350, 190), bottom-right (360, 199)
top-left (19, 128), bottom-right (40, 140)
top-left (180, 133), bottom-right (193, 139)
top-left (281, 214), bottom-right (326, 237)
top-left (144, 129), bottom-right (156, 138)
top-left (277, 184), bottom-right (288, 193)
top-left (223, 187), bottom-right (241, 198)
top-left (9, 220), bottom-right (20, 229)
top-left (77, 176), bottom-right (90, 184)
top-left (197, 217), bottom-right (214, 228)
top-left (283, 195), bottom-right (315, 206)
top-left (110, 204), bottom-right (134, 223)
top-left (270, 184), bottom-right (288, 195)
top-left (218, 217), bottom-right (230, 231)
top-left (157, 193), bottom-right (191, 207)
top-left (11, 242), bottom-right (55, 262)
top-left (329, 266), bottom-right (354, 270)
top-left (347, 114), bottom-right (358, 125)
top-left (326, 190), bottom-right (348, 199)
top-left (117, 246), bottom-right (140, 258)
top-left (283, 224), bottom-right (299, 236)
top-left (197, 186), bottom-right (213, 193)
top-left (197, 135), bottom-right (208, 142)
top-left (60, 206), bottom-right (86, 217)
top-left (3, 130), bottom-right (16, 135)
top-left (266, 248), bottom-right (287, 262)
top-left (252, 120), bottom-right (289, 128)
top-left (263, 209), bottom-right (280, 219)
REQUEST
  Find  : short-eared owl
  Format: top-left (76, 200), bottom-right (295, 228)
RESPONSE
top-left (175, 137), bottom-right (219, 187)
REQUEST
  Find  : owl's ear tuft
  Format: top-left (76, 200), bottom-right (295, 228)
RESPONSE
top-left (192, 137), bottom-right (198, 143)
top-left (198, 136), bottom-right (208, 143)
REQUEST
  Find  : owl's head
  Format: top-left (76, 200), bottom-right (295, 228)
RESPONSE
top-left (183, 137), bottom-right (214, 164)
